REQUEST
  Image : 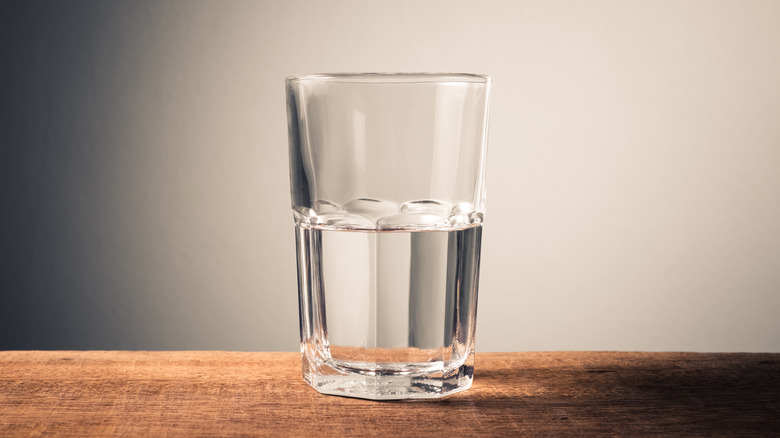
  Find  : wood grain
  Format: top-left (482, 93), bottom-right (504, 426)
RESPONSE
top-left (1, 351), bottom-right (778, 436)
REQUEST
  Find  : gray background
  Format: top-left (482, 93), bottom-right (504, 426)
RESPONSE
top-left (2, 0), bottom-right (779, 352)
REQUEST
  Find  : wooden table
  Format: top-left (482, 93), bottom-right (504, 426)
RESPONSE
top-left (1, 351), bottom-right (778, 436)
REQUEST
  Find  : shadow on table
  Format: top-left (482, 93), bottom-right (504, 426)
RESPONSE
top-left (378, 356), bottom-right (780, 406)
top-left (361, 356), bottom-right (780, 434)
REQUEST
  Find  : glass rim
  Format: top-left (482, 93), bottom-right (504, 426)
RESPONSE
top-left (286, 72), bottom-right (491, 85)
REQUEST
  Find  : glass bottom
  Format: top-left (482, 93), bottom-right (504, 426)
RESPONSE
top-left (301, 349), bottom-right (475, 400)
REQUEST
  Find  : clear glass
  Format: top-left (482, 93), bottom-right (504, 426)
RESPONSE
top-left (286, 73), bottom-right (491, 400)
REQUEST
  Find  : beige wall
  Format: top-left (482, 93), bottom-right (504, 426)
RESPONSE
top-left (3, 0), bottom-right (779, 351)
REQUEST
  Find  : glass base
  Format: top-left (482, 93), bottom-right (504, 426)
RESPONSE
top-left (302, 351), bottom-right (475, 400)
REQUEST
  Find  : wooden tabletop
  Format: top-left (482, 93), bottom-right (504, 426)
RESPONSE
top-left (1, 351), bottom-right (778, 436)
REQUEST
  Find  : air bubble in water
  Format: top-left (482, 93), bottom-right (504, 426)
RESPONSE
top-left (450, 202), bottom-right (474, 216)
top-left (313, 199), bottom-right (340, 213)
top-left (316, 212), bottom-right (375, 229)
top-left (400, 199), bottom-right (452, 217)
top-left (448, 202), bottom-right (482, 226)
top-left (292, 206), bottom-right (316, 225)
top-left (343, 198), bottom-right (399, 221)
top-left (377, 213), bottom-right (450, 230)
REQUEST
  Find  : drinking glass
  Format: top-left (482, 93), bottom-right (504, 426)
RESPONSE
top-left (286, 73), bottom-right (491, 399)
